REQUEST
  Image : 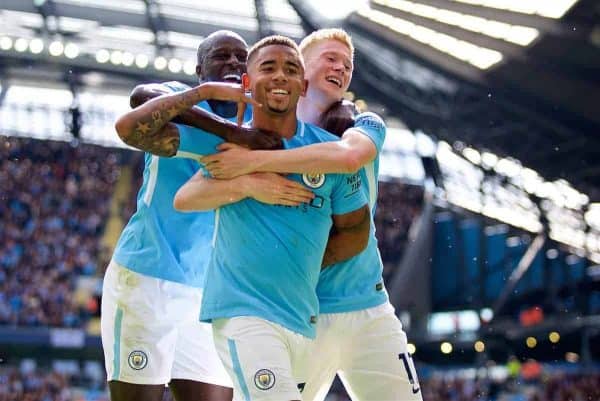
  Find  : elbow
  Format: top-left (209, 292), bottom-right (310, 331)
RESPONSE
top-left (114, 117), bottom-right (130, 141)
top-left (339, 151), bottom-right (363, 173)
top-left (345, 154), bottom-right (363, 173)
top-left (173, 192), bottom-right (190, 212)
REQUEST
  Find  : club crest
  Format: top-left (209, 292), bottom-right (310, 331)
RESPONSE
top-left (128, 350), bottom-right (148, 370)
top-left (254, 369), bottom-right (276, 390)
top-left (302, 173), bottom-right (325, 188)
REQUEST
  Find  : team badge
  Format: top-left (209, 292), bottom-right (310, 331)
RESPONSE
top-left (302, 173), bottom-right (325, 188)
top-left (254, 369), bottom-right (275, 390)
top-left (128, 350), bottom-right (148, 370)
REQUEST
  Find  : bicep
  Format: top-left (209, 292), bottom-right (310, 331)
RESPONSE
top-left (340, 130), bottom-right (378, 166)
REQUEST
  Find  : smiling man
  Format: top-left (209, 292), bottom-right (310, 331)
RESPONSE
top-left (199, 29), bottom-right (423, 401)
top-left (171, 35), bottom-right (371, 401)
top-left (102, 30), bottom-right (287, 401)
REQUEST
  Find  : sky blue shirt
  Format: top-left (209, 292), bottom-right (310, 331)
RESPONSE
top-left (112, 82), bottom-right (252, 288)
top-left (317, 112), bottom-right (389, 313)
top-left (179, 121), bottom-right (367, 338)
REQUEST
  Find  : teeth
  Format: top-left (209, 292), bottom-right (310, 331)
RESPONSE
top-left (271, 89), bottom-right (289, 95)
top-left (223, 74), bottom-right (241, 81)
top-left (326, 77), bottom-right (341, 87)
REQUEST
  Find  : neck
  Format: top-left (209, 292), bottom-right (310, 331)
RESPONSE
top-left (297, 90), bottom-right (336, 127)
top-left (252, 110), bottom-right (298, 139)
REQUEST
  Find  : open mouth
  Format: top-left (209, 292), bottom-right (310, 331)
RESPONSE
top-left (222, 73), bottom-right (241, 83)
top-left (326, 76), bottom-right (342, 88)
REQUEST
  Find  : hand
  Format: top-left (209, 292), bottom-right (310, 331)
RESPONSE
top-left (319, 99), bottom-right (358, 137)
top-left (197, 82), bottom-right (261, 126)
top-left (243, 173), bottom-right (314, 206)
top-left (203, 143), bottom-right (257, 179)
top-left (227, 126), bottom-right (282, 150)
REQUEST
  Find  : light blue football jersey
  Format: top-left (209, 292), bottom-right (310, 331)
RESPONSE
top-left (317, 112), bottom-right (389, 313)
top-left (179, 121), bottom-right (367, 338)
top-left (112, 82), bottom-right (252, 288)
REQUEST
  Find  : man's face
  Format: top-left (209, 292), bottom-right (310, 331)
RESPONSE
top-left (198, 35), bottom-right (248, 83)
top-left (303, 40), bottom-right (353, 103)
top-left (245, 45), bottom-right (307, 115)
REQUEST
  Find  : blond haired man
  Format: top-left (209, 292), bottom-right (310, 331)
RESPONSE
top-left (202, 28), bottom-right (423, 401)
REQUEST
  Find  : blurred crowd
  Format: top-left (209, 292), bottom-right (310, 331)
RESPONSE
top-left (528, 372), bottom-right (600, 401)
top-left (374, 180), bottom-right (424, 266)
top-left (0, 136), bottom-right (425, 329)
top-left (0, 367), bottom-right (73, 401)
top-left (0, 136), bottom-right (122, 327)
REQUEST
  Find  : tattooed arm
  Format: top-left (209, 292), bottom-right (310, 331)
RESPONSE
top-left (121, 83), bottom-right (281, 156)
top-left (114, 82), bottom-right (259, 157)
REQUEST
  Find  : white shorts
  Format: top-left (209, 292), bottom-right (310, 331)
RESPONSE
top-left (303, 302), bottom-right (422, 401)
top-left (100, 260), bottom-right (232, 387)
top-left (212, 316), bottom-right (311, 401)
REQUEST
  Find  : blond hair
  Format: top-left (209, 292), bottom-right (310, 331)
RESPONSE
top-left (299, 28), bottom-right (354, 61)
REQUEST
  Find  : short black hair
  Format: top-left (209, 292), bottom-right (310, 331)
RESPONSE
top-left (247, 35), bottom-right (303, 67)
top-left (196, 30), bottom-right (247, 66)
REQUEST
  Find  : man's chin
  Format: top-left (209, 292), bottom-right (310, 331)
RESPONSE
top-left (315, 85), bottom-right (343, 103)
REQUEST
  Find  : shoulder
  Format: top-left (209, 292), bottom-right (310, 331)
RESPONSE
top-left (354, 112), bottom-right (386, 131)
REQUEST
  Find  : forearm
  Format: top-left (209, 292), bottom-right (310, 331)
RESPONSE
top-left (116, 85), bottom-right (206, 145)
top-left (322, 208), bottom-right (371, 268)
top-left (253, 141), bottom-right (362, 175)
top-left (130, 86), bottom-right (234, 139)
top-left (174, 175), bottom-right (248, 212)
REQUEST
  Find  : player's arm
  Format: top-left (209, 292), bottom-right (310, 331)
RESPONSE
top-left (128, 83), bottom-right (282, 152)
top-left (114, 82), bottom-right (261, 157)
top-left (202, 112), bottom-right (385, 178)
top-left (322, 205), bottom-right (371, 268)
top-left (321, 170), bottom-right (371, 268)
top-left (173, 171), bottom-right (314, 211)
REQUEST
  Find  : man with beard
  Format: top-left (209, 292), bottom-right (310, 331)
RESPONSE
top-left (102, 31), bottom-right (305, 401)
top-left (171, 35), bottom-right (371, 401)
top-left (199, 29), bottom-right (423, 401)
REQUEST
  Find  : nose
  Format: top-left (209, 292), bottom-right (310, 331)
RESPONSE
top-left (226, 53), bottom-right (240, 65)
top-left (272, 67), bottom-right (288, 82)
top-left (332, 61), bottom-right (346, 75)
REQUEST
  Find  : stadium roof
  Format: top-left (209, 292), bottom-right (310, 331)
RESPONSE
top-left (1, 0), bottom-right (599, 200)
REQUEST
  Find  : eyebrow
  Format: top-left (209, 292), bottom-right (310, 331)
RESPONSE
top-left (258, 59), bottom-right (276, 68)
top-left (323, 51), bottom-right (352, 64)
top-left (257, 58), bottom-right (301, 69)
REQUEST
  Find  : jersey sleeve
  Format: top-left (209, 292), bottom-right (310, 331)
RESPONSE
top-left (330, 171), bottom-right (367, 215)
top-left (175, 124), bottom-right (223, 159)
top-left (161, 81), bottom-right (192, 93)
top-left (350, 112), bottom-right (386, 154)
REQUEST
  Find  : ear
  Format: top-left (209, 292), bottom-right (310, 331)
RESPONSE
top-left (301, 79), bottom-right (308, 97)
top-left (242, 73), bottom-right (251, 91)
top-left (195, 64), bottom-right (202, 79)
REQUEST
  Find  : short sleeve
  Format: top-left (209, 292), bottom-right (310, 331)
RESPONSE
top-left (175, 124), bottom-right (223, 159)
top-left (330, 172), bottom-right (367, 215)
top-left (351, 112), bottom-right (386, 154)
top-left (161, 81), bottom-right (192, 93)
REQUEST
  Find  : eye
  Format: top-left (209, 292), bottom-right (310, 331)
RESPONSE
top-left (237, 52), bottom-right (248, 62)
top-left (212, 53), bottom-right (228, 60)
